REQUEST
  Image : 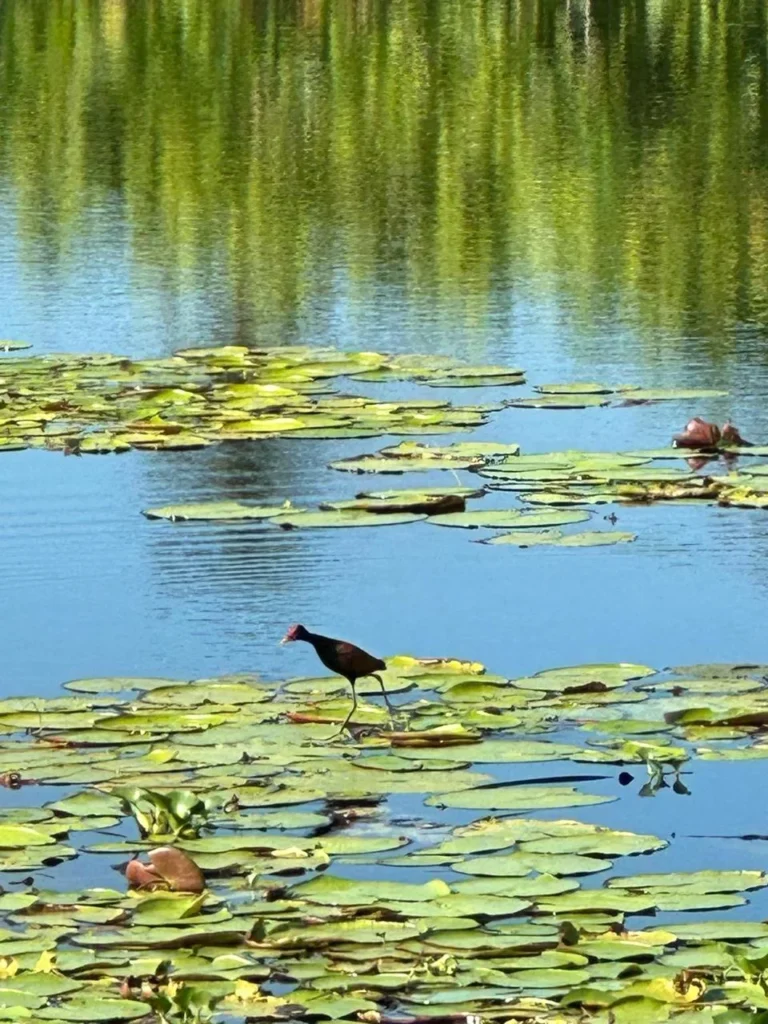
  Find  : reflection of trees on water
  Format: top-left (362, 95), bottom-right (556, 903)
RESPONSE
top-left (0, 0), bottom-right (767, 343)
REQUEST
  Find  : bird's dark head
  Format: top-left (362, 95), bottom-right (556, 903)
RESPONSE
top-left (281, 623), bottom-right (310, 645)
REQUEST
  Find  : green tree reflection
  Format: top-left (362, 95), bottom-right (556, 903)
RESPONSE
top-left (0, 0), bottom-right (767, 342)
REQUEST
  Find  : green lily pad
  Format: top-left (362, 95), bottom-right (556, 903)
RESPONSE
top-left (669, 663), bottom-right (768, 679)
top-left (487, 529), bottom-right (636, 547)
top-left (508, 394), bottom-right (611, 409)
top-left (607, 870), bottom-right (767, 892)
top-left (0, 845), bottom-right (77, 871)
top-left (653, 891), bottom-right (746, 912)
top-left (0, 825), bottom-right (59, 849)
top-left (615, 387), bottom-right (729, 403)
top-left (426, 374), bottom-right (525, 388)
top-left (141, 682), bottom-right (269, 706)
top-left (360, 486), bottom-right (486, 501)
top-left (519, 828), bottom-right (666, 857)
top-left (329, 456), bottom-right (477, 474)
top-left (381, 441), bottom-right (521, 460)
top-left (143, 502), bottom-right (296, 521)
top-left (63, 677), bottom-right (188, 694)
top-left (452, 851), bottom-right (613, 876)
top-left (574, 937), bottom-right (669, 961)
top-left (292, 875), bottom-right (450, 905)
top-left (272, 509), bottom-right (425, 529)
top-left (482, 529), bottom-right (565, 545)
top-left (428, 509), bottom-right (591, 529)
top-left (535, 383), bottom-right (616, 395)
top-left (427, 785), bottom-right (615, 811)
top-left (396, 740), bottom-right (579, 763)
top-left (514, 663), bottom-right (656, 691)
top-left (36, 997), bottom-right (150, 1020)
top-left (452, 874), bottom-right (579, 898)
top-left (659, 921), bottom-right (768, 941)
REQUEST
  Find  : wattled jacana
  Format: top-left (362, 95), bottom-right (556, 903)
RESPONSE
top-left (281, 624), bottom-right (393, 731)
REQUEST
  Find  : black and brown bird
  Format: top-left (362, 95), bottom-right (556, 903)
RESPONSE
top-left (281, 624), bottom-right (393, 731)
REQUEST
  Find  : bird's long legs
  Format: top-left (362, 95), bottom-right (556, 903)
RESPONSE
top-left (333, 675), bottom-right (405, 738)
top-left (371, 674), bottom-right (395, 714)
top-left (371, 673), bottom-right (407, 730)
top-left (337, 679), bottom-right (358, 734)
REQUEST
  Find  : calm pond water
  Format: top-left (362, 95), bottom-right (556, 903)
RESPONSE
top-left (2, 0), bottom-right (768, 890)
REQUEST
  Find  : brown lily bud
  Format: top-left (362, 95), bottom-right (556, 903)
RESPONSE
top-left (125, 858), bottom-right (163, 890)
top-left (673, 417), bottom-right (721, 449)
top-left (148, 847), bottom-right (205, 893)
top-left (721, 421), bottom-right (751, 447)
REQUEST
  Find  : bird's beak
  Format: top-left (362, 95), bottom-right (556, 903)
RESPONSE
top-left (279, 636), bottom-right (290, 645)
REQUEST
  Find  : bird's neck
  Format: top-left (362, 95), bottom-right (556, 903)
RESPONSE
top-left (301, 630), bottom-right (326, 649)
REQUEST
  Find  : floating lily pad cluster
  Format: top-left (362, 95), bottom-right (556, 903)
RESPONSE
top-left (0, 347), bottom-right (525, 454)
top-left (143, 438), bottom-right (768, 549)
top-left (508, 384), bottom-right (729, 410)
top-left (477, 450), bottom-right (768, 511)
top-left (327, 440), bottom-right (768, 517)
top-left (1, 658), bottom-right (768, 1019)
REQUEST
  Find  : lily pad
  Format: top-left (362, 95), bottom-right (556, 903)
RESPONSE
top-left (487, 530), bottom-right (636, 547)
top-left (272, 510), bottom-right (425, 529)
top-left (0, 825), bottom-right (59, 849)
top-left (615, 387), bottom-right (729, 403)
top-left (143, 502), bottom-right (296, 521)
top-left (452, 851), bottom-right (613, 876)
top-left (535, 383), bottom-right (616, 395)
top-left (607, 870), bottom-right (767, 893)
top-left (36, 997), bottom-right (150, 1020)
top-left (508, 394), bottom-right (611, 409)
top-left (329, 455), bottom-right (478, 474)
top-left (428, 509), bottom-right (591, 529)
top-left (360, 486), bottom-right (486, 501)
top-left (520, 829), bottom-right (666, 857)
top-left (427, 784), bottom-right (615, 811)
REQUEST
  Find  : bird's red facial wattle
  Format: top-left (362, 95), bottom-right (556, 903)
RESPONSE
top-left (280, 623), bottom-right (306, 644)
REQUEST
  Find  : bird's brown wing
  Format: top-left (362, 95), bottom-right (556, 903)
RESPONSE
top-left (334, 641), bottom-right (386, 676)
